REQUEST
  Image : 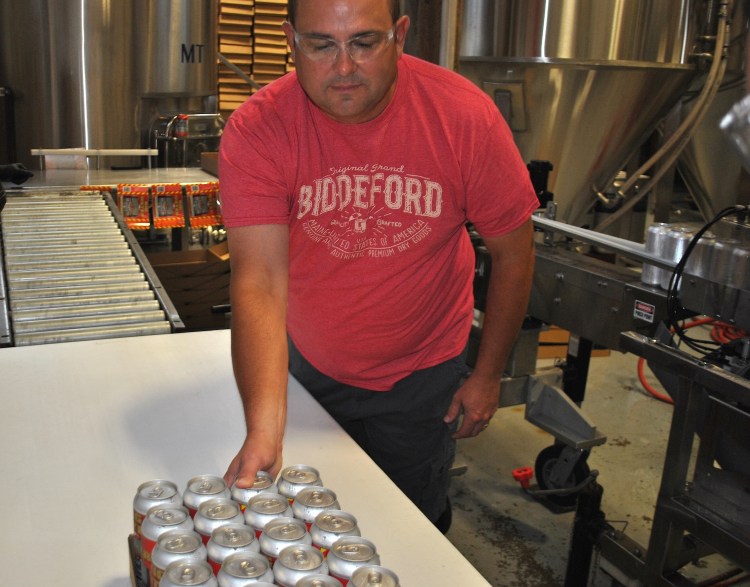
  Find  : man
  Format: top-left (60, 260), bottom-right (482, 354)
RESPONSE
top-left (220, 0), bottom-right (538, 531)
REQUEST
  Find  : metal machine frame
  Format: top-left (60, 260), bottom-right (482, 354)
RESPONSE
top-left (502, 213), bottom-right (750, 585)
top-left (592, 332), bottom-right (750, 586)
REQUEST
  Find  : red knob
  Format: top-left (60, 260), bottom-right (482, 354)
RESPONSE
top-left (512, 467), bottom-right (534, 489)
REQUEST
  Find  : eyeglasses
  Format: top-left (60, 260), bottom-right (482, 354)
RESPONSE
top-left (291, 26), bottom-right (396, 63)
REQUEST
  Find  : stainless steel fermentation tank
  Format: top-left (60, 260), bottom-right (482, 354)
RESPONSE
top-left (0, 0), bottom-right (217, 170)
top-left (458, 0), bottom-right (705, 228)
top-left (678, 0), bottom-right (748, 219)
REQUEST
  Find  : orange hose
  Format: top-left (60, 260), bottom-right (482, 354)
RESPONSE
top-left (637, 357), bottom-right (674, 404)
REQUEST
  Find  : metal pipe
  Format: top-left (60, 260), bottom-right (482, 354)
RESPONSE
top-left (4, 243), bottom-right (128, 255)
top-left (12, 300), bottom-right (161, 322)
top-left (8, 258), bottom-right (137, 271)
top-left (4, 209), bottom-right (114, 218)
top-left (533, 215), bottom-right (678, 271)
top-left (12, 310), bottom-right (167, 334)
top-left (595, 0), bottom-right (733, 232)
top-left (7, 265), bottom-right (142, 280)
top-left (8, 282), bottom-right (151, 300)
top-left (13, 322), bottom-right (172, 346)
top-left (8, 250), bottom-right (134, 262)
top-left (4, 228), bottom-right (123, 239)
top-left (8, 274), bottom-right (147, 291)
top-left (3, 236), bottom-right (126, 248)
top-left (218, 52), bottom-right (262, 91)
top-left (10, 291), bottom-right (156, 310)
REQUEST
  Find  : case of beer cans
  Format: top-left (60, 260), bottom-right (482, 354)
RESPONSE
top-left (128, 466), bottom-right (400, 587)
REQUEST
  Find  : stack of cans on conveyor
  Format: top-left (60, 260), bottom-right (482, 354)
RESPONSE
top-left (131, 465), bottom-right (400, 587)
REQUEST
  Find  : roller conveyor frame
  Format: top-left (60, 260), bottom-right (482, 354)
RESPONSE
top-left (0, 189), bottom-right (185, 346)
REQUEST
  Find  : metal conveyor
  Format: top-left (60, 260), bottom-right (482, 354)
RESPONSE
top-left (0, 189), bottom-right (184, 346)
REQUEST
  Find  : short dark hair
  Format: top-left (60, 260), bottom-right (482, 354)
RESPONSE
top-left (287, 0), bottom-right (400, 28)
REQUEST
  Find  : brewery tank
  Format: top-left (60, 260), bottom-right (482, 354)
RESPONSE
top-left (677, 0), bottom-right (748, 220)
top-left (458, 0), bottom-right (700, 228)
top-left (0, 0), bottom-right (217, 170)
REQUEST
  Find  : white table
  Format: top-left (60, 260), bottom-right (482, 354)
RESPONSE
top-left (0, 330), bottom-right (490, 586)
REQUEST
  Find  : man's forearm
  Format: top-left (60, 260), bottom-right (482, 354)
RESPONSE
top-left (472, 221), bottom-right (535, 382)
top-left (231, 288), bottom-right (289, 435)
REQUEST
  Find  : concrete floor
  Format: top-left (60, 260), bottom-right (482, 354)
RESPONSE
top-left (445, 349), bottom-right (743, 587)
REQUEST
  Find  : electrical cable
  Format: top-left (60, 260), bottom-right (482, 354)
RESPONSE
top-left (636, 315), bottom-right (748, 403)
top-left (666, 205), bottom-right (749, 353)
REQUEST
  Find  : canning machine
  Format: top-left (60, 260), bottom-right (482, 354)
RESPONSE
top-left (461, 0), bottom-right (749, 584)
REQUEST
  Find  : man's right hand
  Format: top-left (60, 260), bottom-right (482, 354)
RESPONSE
top-left (223, 224), bottom-right (290, 489)
top-left (224, 433), bottom-right (284, 488)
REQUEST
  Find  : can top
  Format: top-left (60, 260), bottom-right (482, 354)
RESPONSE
top-left (186, 475), bottom-right (227, 496)
top-left (351, 565), bottom-right (400, 587)
top-left (231, 471), bottom-right (275, 492)
top-left (211, 523), bottom-right (256, 548)
top-left (197, 498), bottom-right (241, 521)
top-left (295, 486), bottom-right (338, 508)
top-left (249, 492), bottom-right (291, 515)
top-left (666, 226), bottom-right (695, 240)
top-left (330, 537), bottom-right (377, 563)
top-left (146, 505), bottom-right (190, 527)
top-left (296, 575), bottom-right (341, 587)
top-left (314, 510), bottom-right (358, 533)
top-left (157, 530), bottom-right (204, 555)
top-left (280, 464), bottom-right (320, 486)
top-left (135, 479), bottom-right (179, 504)
top-left (264, 516), bottom-right (307, 541)
top-left (221, 551), bottom-right (272, 579)
top-left (163, 560), bottom-right (214, 585)
top-left (277, 544), bottom-right (325, 571)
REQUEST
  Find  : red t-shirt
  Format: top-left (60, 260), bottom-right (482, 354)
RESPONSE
top-left (219, 54), bottom-right (538, 390)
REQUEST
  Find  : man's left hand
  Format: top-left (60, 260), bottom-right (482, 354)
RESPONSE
top-left (444, 372), bottom-right (500, 438)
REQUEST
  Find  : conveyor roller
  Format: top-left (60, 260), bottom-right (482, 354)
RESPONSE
top-left (0, 190), bottom-right (184, 346)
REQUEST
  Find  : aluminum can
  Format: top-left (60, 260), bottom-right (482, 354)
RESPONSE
top-left (642, 222), bottom-right (672, 287)
top-left (296, 575), bottom-right (342, 587)
top-left (730, 245), bottom-right (750, 289)
top-left (133, 479), bottom-right (181, 536)
top-left (273, 544), bottom-right (328, 587)
top-left (141, 504), bottom-right (193, 572)
top-left (184, 475), bottom-right (232, 518)
top-left (311, 511), bottom-right (361, 555)
top-left (707, 238), bottom-right (740, 287)
top-left (217, 551), bottom-right (275, 586)
top-left (292, 486), bottom-right (340, 530)
top-left (660, 226), bottom-right (696, 290)
top-left (245, 492), bottom-right (294, 537)
top-left (207, 523), bottom-right (260, 575)
top-left (151, 530), bottom-right (208, 587)
top-left (683, 232), bottom-right (716, 279)
top-left (160, 559), bottom-right (217, 587)
top-left (277, 464), bottom-right (322, 502)
top-left (231, 471), bottom-right (278, 510)
top-left (258, 516), bottom-right (312, 564)
top-left (327, 537), bottom-right (380, 585)
top-left (351, 565), bottom-right (400, 587)
top-left (194, 498), bottom-right (245, 544)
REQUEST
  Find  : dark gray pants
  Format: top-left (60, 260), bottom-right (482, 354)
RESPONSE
top-left (288, 338), bottom-right (468, 526)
